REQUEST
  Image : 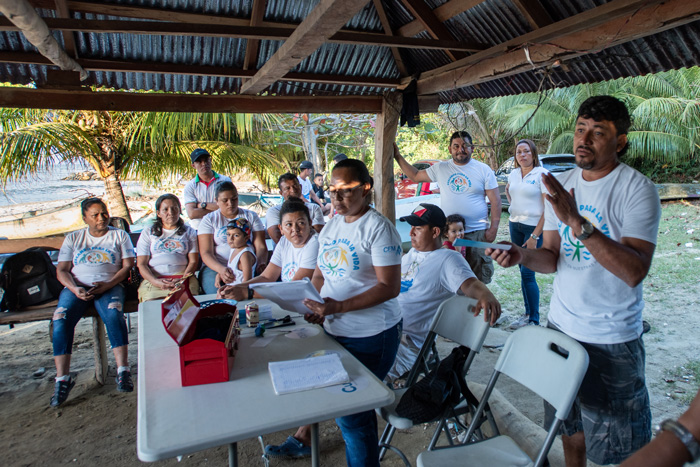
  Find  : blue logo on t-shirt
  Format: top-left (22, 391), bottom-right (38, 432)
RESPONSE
top-left (281, 262), bottom-right (298, 282)
top-left (447, 173), bottom-right (471, 193)
top-left (318, 239), bottom-right (359, 280)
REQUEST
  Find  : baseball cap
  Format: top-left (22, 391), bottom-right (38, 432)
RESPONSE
top-left (333, 153), bottom-right (348, 163)
top-left (299, 161), bottom-right (314, 170)
top-left (190, 148), bottom-right (211, 163)
top-left (399, 203), bottom-right (446, 227)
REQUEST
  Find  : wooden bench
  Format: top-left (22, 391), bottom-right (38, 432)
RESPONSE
top-left (0, 234), bottom-right (140, 385)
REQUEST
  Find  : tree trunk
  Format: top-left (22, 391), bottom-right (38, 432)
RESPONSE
top-left (104, 176), bottom-right (132, 223)
top-left (301, 125), bottom-right (321, 171)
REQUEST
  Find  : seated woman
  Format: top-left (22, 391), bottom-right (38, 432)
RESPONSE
top-left (198, 181), bottom-right (267, 294)
top-left (218, 199), bottom-right (318, 300)
top-left (136, 194), bottom-right (199, 302)
top-left (51, 197), bottom-right (136, 407)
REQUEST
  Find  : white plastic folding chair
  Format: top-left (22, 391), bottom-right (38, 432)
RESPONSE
top-left (377, 295), bottom-right (494, 465)
top-left (416, 325), bottom-right (589, 467)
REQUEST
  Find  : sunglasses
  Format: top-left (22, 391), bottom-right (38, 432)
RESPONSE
top-left (328, 184), bottom-right (365, 199)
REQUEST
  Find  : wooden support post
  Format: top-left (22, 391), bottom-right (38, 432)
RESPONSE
top-left (92, 316), bottom-right (109, 385)
top-left (373, 92), bottom-right (402, 222)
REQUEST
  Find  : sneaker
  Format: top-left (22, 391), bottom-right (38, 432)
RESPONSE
top-left (116, 370), bottom-right (134, 392)
top-left (264, 436), bottom-right (311, 459)
top-left (50, 377), bottom-right (75, 408)
top-left (509, 315), bottom-right (530, 330)
top-left (642, 320), bottom-right (651, 334)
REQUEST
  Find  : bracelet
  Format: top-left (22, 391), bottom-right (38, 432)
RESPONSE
top-left (530, 233), bottom-right (539, 240)
top-left (247, 287), bottom-right (254, 300)
top-left (656, 419), bottom-right (700, 462)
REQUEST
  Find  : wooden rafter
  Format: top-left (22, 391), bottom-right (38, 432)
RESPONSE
top-left (399, 0), bottom-right (466, 61)
top-left (0, 51), bottom-right (402, 88)
top-left (372, 0), bottom-right (408, 76)
top-left (240, 0), bottom-right (372, 95)
top-left (243, 0), bottom-right (266, 72)
top-left (510, 0), bottom-right (554, 30)
top-left (54, 0), bottom-right (77, 58)
top-left (0, 87), bottom-right (384, 113)
top-left (396, 0), bottom-right (486, 37)
top-left (416, 0), bottom-right (699, 95)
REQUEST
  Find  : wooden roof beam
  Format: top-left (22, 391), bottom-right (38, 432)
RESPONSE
top-left (243, 0), bottom-right (266, 72)
top-left (510, 0), bottom-right (554, 29)
top-left (0, 88), bottom-right (384, 113)
top-left (416, 0), bottom-right (700, 95)
top-left (240, 0), bottom-right (373, 95)
top-left (54, 0), bottom-right (77, 58)
top-left (399, 0), bottom-right (466, 61)
top-left (396, 0), bottom-right (487, 37)
top-left (372, 0), bottom-right (408, 76)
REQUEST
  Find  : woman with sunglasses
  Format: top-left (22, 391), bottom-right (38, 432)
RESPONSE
top-left (50, 197), bottom-right (136, 407)
top-left (303, 158), bottom-right (402, 467)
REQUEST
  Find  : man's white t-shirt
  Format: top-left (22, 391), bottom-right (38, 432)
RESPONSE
top-left (58, 227), bottom-right (135, 287)
top-left (198, 208), bottom-right (265, 265)
top-left (399, 248), bottom-right (475, 347)
top-left (508, 166), bottom-right (549, 226)
top-left (544, 164), bottom-right (661, 344)
top-left (270, 235), bottom-right (319, 282)
top-left (136, 225), bottom-right (198, 276)
top-left (183, 172), bottom-right (232, 229)
top-left (265, 201), bottom-right (325, 230)
top-left (298, 175), bottom-right (313, 202)
top-left (317, 208), bottom-right (402, 338)
top-left (426, 159), bottom-right (498, 232)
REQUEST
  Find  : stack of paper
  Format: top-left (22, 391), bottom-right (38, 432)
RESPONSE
top-left (268, 354), bottom-right (350, 395)
top-left (250, 278), bottom-right (323, 315)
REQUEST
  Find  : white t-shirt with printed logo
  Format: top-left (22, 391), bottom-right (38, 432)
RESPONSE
top-left (426, 159), bottom-right (498, 232)
top-left (183, 172), bottom-right (232, 230)
top-left (508, 166), bottom-right (549, 226)
top-left (58, 227), bottom-right (135, 287)
top-left (399, 248), bottom-right (475, 347)
top-left (270, 235), bottom-right (319, 282)
top-left (136, 225), bottom-right (198, 276)
top-left (544, 164), bottom-right (661, 344)
top-left (198, 208), bottom-right (265, 266)
top-left (317, 208), bottom-right (402, 338)
top-left (265, 202), bottom-right (325, 230)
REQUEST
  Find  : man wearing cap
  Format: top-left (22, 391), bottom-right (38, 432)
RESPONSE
top-left (297, 161), bottom-right (329, 215)
top-left (393, 133), bottom-right (501, 283)
top-left (266, 173), bottom-right (325, 244)
top-left (387, 203), bottom-right (501, 383)
top-left (184, 148), bottom-right (232, 230)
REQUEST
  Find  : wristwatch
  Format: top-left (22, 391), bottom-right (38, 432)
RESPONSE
top-left (530, 233), bottom-right (539, 240)
top-left (575, 219), bottom-right (594, 241)
top-left (200, 202), bottom-right (207, 209)
top-left (656, 419), bottom-right (700, 462)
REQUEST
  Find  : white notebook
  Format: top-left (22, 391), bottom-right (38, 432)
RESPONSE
top-left (268, 353), bottom-right (350, 395)
top-left (249, 277), bottom-right (323, 315)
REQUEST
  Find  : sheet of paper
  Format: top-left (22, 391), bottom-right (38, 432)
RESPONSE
top-left (454, 239), bottom-right (512, 251)
top-left (250, 335), bottom-right (276, 347)
top-left (268, 353), bottom-right (350, 395)
top-left (249, 278), bottom-right (323, 315)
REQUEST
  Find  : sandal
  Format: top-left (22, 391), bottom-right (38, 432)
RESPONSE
top-left (264, 436), bottom-right (311, 459)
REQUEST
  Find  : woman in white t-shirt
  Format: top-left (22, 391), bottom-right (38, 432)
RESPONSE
top-left (50, 198), bottom-right (136, 408)
top-left (303, 159), bottom-right (402, 467)
top-left (505, 139), bottom-right (548, 328)
top-left (218, 199), bottom-right (318, 301)
top-left (136, 194), bottom-right (199, 302)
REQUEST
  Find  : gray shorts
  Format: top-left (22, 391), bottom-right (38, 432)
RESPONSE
top-left (386, 333), bottom-right (422, 384)
top-left (543, 322), bottom-right (651, 465)
top-left (463, 229), bottom-right (494, 284)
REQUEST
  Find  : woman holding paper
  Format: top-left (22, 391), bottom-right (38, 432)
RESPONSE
top-left (301, 158), bottom-right (402, 467)
top-left (218, 199), bottom-right (318, 301)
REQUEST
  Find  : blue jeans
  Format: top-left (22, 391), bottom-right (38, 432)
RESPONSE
top-left (52, 285), bottom-right (128, 356)
top-left (200, 265), bottom-right (219, 295)
top-left (509, 221), bottom-right (542, 324)
top-left (331, 321), bottom-right (402, 467)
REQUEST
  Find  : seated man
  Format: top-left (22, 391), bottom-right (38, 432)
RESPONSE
top-left (387, 203), bottom-right (501, 384)
top-left (266, 173), bottom-right (325, 244)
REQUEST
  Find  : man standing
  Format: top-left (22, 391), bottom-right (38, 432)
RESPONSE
top-left (394, 133), bottom-right (501, 283)
top-left (388, 203), bottom-right (500, 383)
top-left (183, 148), bottom-right (231, 230)
top-left (298, 161), bottom-right (329, 214)
top-left (487, 96), bottom-right (661, 466)
top-left (266, 173), bottom-right (325, 244)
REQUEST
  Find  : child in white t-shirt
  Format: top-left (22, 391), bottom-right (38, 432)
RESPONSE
top-left (442, 214), bottom-right (468, 261)
top-left (215, 218), bottom-right (256, 287)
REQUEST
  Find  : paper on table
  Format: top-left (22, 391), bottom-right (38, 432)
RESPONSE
top-left (249, 278), bottom-right (323, 315)
top-left (454, 239), bottom-right (512, 250)
top-left (268, 353), bottom-right (350, 395)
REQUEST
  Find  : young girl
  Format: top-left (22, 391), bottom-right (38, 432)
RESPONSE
top-left (443, 214), bottom-right (468, 260)
top-left (216, 218), bottom-right (257, 287)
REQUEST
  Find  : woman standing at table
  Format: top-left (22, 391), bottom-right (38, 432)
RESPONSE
top-left (50, 197), bottom-right (135, 407)
top-left (304, 158), bottom-right (402, 467)
top-left (505, 139), bottom-right (548, 328)
top-left (136, 194), bottom-right (200, 301)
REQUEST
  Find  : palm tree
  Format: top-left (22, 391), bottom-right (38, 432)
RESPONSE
top-left (0, 109), bottom-right (280, 222)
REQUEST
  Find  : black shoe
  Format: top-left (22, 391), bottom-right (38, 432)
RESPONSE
top-left (642, 320), bottom-right (651, 334)
top-left (50, 377), bottom-right (75, 408)
top-left (116, 370), bottom-right (134, 392)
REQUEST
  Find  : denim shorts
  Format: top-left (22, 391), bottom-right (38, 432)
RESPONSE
top-left (543, 322), bottom-right (651, 465)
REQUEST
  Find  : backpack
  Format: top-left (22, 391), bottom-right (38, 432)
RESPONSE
top-left (394, 345), bottom-right (480, 424)
top-left (0, 247), bottom-right (63, 311)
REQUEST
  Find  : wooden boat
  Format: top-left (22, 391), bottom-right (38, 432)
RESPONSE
top-left (0, 200), bottom-right (84, 240)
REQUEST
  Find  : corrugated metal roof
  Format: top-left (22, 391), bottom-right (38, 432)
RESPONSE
top-left (0, 0), bottom-right (698, 103)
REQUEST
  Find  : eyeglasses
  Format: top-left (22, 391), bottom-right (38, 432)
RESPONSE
top-left (328, 184), bottom-right (364, 199)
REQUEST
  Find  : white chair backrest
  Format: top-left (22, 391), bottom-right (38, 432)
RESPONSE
top-left (495, 326), bottom-right (589, 419)
top-left (431, 295), bottom-right (490, 353)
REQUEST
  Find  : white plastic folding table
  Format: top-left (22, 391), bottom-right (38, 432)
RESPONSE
top-left (136, 296), bottom-right (395, 467)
